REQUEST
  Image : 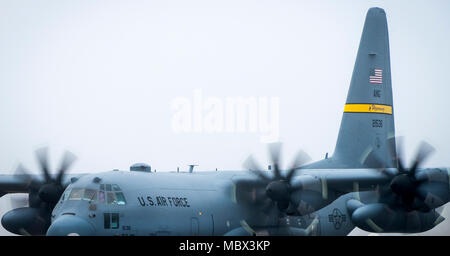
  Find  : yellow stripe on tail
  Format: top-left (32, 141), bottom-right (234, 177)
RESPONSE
top-left (344, 104), bottom-right (392, 115)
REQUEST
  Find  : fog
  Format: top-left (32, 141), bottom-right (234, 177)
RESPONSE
top-left (0, 0), bottom-right (449, 235)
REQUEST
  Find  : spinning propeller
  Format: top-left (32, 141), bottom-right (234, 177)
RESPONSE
top-left (2, 147), bottom-right (76, 235)
top-left (16, 148), bottom-right (76, 207)
top-left (240, 143), bottom-right (311, 215)
top-left (365, 137), bottom-right (437, 212)
top-left (388, 139), bottom-right (435, 211)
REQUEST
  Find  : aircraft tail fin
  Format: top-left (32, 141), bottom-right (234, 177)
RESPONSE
top-left (306, 8), bottom-right (397, 169)
top-left (333, 7), bottom-right (396, 168)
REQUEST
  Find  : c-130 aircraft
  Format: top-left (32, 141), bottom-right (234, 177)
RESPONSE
top-left (0, 7), bottom-right (449, 236)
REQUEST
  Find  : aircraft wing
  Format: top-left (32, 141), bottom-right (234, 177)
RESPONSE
top-left (0, 173), bottom-right (87, 197)
top-left (300, 168), bottom-right (394, 194)
top-left (0, 174), bottom-right (30, 196)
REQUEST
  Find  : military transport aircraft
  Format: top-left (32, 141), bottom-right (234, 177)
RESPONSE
top-left (1, 7), bottom-right (449, 236)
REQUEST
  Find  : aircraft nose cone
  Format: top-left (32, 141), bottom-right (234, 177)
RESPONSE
top-left (47, 215), bottom-right (95, 236)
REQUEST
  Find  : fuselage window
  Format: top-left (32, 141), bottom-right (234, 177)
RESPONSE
top-left (111, 213), bottom-right (119, 229)
top-left (103, 213), bottom-right (119, 229)
top-left (104, 213), bottom-right (110, 229)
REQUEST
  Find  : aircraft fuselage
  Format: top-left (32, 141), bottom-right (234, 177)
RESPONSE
top-left (49, 170), bottom-right (361, 236)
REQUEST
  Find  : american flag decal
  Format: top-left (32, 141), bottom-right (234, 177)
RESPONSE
top-left (369, 68), bottom-right (383, 84)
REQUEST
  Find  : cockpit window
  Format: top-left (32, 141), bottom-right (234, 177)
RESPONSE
top-left (60, 188), bottom-right (71, 203)
top-left (98, 190), bottom-right (105, 203)
top-left (68, 188), bottom-right (97, 201)
top-left (115, 192), bottom-right (126, 205)
top-left (107, 192), bottom-right (116, 204)
top-left (100, 184), bottom-right (127, 205)
top-left (83, 189), bottom-right (97, 201)
top-left (68, 188), bottom-right (83, 200)
top-left (64, 184), bottom-right (126, 205)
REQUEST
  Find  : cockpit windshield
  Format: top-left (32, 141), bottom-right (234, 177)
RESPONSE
top-left (68, 188), bottom-right (97, 201)
top-left (64, 184), bottom-right (126, 205)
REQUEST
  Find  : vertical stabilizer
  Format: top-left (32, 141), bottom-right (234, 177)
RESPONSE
top-left (305, 8), bottom-right (396, 169)
top-left (333, 7), bottom-right (396, 168)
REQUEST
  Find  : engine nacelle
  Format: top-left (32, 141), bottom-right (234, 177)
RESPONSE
top-left (415, 168), bottom-right (450, 210)
top-left (1, 207), bottom-right (49, 235)
top-left (289, 175), bottom-right (336, 216)
top-left (347, 200), bottom-right (444, 233)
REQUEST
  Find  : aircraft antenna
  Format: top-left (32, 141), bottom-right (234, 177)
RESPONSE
top-left (188, 164), bottom-right (198, 173)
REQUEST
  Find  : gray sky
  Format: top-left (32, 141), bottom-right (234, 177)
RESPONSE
top-left (0, 0), bottom-right (450, 235)
top-left (1, 0), bottom-right (449, 174)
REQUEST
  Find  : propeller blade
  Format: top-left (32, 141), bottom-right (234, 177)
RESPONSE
top-left (249, 170), bottom-right (272, 183)
top-left (387, 136), bottom-right (398, 167)
top-left (286, 150), bottom-right (311, 182)
top-left (18, 165), bottom-right (45, 208)
top-left (395, 137), bottom-right (406, 174)
top-left (56, 151), bottom-right (77, 184)
top-left (35, 147), bottom-right (52, 182)
top-left (243, 155), bottom-right (263, 171)
top-left (409, 141), bottom-right (435, 176)
top-left (14, 164), bottom-right (43, 193)
top-left (361, 146), bottom-right (388, 169)
top-left (244, 155), bottom-right (271, 182)
top-left (14, 163), bottom-right (33, 187)
top-left (268, 143), bottom-right (282, 180)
